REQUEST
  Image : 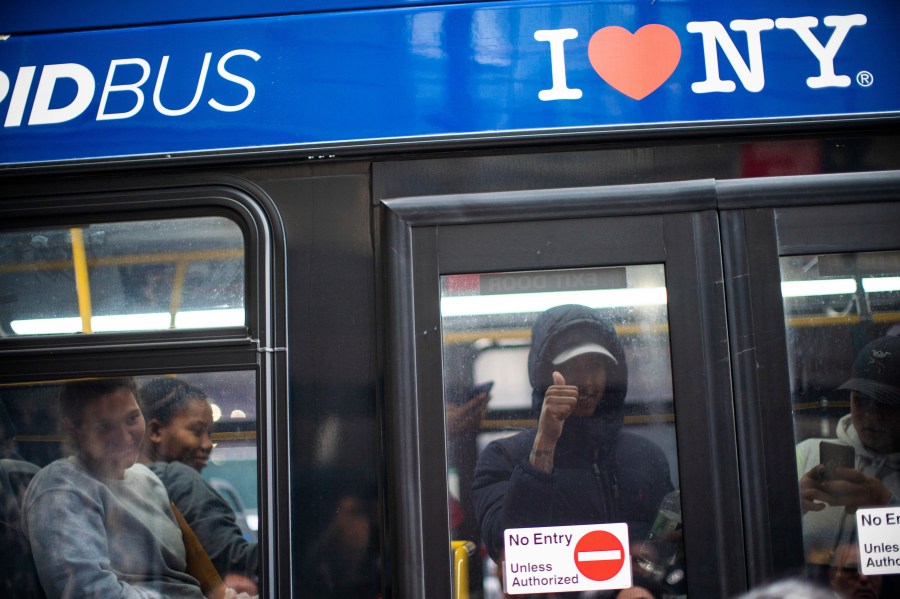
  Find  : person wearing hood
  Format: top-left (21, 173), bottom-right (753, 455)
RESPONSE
top-left (471, 304), bottom-right (674, 567)
top-left (796, 334), bottom-right (900, 569)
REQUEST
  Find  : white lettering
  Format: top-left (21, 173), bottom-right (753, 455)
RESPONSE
top-left (534, 29), bottom-right (582, 101)
top-left (775, 14), bottom-right (867, 89)
top-left (686, 19), bottom-right (775, 93)
top-left (97, 58), bottom-right (151, 121)
top-left (208, 49), bottom-right (260, 112)
top-left (29, 63), bottom-right (95, 125)
top-left (0, 71), bottom-right (9, 107)
top-left (5, 66), bottom-right (36, 127)
top-left (153, 53), bottom-right (212, 117)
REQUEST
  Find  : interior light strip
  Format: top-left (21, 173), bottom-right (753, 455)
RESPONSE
top-left (862, 277), bottom-right (900, 293)
top-left (440, 287), bottom-right (668, 317)
top-left (780, 279), bottom-right (856, 298)
top-left (10, 309), bottom-right (245, 335)
top-left (781, 277), bottom-right (900, 298)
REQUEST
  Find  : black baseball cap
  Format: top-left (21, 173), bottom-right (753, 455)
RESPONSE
top-left (838, 335), bottom-right (900, 406)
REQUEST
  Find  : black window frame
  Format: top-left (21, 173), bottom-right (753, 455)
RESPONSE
top-left (381, 178), bottom-right (744, 598)
top-left (719, 169), bottom-right (900, 584)
top-left (0, 175), bottom-right (291, 598)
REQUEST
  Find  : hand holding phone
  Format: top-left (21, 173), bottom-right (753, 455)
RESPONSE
top-left (469, 381), bottom-right (494, 399)
top-left (446, 381), bottom-right (493, 435)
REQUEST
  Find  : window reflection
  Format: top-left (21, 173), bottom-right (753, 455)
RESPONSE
top-left (441, 265), bottom-right (686, 598)
top-left (781, 250), bottom-right (900, 598)
top-left (0, 371), bottom-right (258, 596)
top-left (0, 216), bottom-right (245, 337)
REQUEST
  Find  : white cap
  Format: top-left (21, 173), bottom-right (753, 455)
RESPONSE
top-left (551, 343), bottom-right (618, 366)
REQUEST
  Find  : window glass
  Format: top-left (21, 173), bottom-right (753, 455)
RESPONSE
top-left (782, 250), bottom-right (900, 596)
top-left (441, 265), bottom-right (686, 598)
top-left (0, 216), bottom-right (245, 336)
top-left (0, 372), bottom-right (258, 596)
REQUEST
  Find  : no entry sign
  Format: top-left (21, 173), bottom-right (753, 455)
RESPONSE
top-left (503, 523), bottom-right (632, 594)
top-left (856, 507), bottom-right (900, 576)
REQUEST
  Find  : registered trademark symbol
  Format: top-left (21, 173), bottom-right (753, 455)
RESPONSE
top-left (857, 71), bottom-right (874, 87)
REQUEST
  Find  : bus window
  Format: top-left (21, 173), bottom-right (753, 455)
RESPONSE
top-left (0, 371), bottom-right (258, 596)
top-left (781, 249), bottom-right (900, 596)
top-left (440, 264), bottom-right (685, 598)
top-left (0, 216), bottom-right (245, 337)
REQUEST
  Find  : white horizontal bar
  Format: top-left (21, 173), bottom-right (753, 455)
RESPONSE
top-left (577, 550), bottom-right (622, 562)
top-left (781, 279), bottom-right (856, 298)
top-left (440, 288), bottom-right (667, 317)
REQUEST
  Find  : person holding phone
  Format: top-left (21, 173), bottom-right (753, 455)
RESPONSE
top-left (796, 335), bottom-right (900, 568)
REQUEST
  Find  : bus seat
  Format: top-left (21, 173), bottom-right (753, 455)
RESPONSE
top-left (0, 458), bottom-right (45, 598)
top-left (1, 458), bottom-right (40, 507)
top-left (451, 540), bottom-right (476, 599)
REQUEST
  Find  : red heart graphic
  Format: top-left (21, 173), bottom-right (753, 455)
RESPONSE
top-left (588, 24), bottom-right (681, 100)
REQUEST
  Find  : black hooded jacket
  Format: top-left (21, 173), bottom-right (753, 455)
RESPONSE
top-left (472, 305), bottom-right (673, 562)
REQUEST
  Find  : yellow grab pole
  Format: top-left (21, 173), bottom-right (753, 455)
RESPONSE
top-left (70, 227), bottom-right (93, 334)
top-left (169, 260), bottom-right (189, 329)
top-left (451, 540), bottom-right (476, 599)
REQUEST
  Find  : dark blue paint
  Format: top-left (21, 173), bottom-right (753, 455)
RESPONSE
top-left (0, 1), bottom-right (897, 165)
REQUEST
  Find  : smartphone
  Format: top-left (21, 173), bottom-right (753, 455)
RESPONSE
top-left (449, 381), bottom-right (493, 406)
top-left (820, 441), bottom-right (854, 480)
top-left (469, 381), bottom-right (494, 399)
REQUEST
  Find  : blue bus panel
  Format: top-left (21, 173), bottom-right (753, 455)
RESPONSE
top-left (1, 0), bottom-right (897, 165)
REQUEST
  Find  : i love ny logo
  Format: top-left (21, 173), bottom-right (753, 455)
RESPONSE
top-left (535, 14), bottom-right (869, 102)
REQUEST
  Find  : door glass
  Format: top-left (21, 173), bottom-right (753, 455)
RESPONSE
top-left (441, 264), bottom-right (686, 597)
top-left (781, 250), bottom-right (900, 595)
top-left (0, 371), bottom-right (259, 596)
top-left (0, 216), bottom-right (245, 337)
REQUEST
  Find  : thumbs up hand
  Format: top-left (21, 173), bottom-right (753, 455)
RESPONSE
top-left (530, 371), bottom-right (579, 473)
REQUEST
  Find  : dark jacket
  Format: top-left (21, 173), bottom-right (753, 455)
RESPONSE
top-left (148, 461), bottom-right (258, 580)
top-left (472, 304), bottom-right (673, 561)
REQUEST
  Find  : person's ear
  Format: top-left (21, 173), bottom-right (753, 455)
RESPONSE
top-left (146, 418), bottom-right (165, 443)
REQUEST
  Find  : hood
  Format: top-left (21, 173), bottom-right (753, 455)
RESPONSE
top-left (836, 413), bottom-right (900, 472)
top-left (527, 305), bottom-right (628, 435)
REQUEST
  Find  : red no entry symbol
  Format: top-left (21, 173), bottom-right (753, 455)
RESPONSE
top-left (573, 530), bottom-right (626, 581)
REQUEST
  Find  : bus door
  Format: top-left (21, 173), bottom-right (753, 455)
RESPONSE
top-left (720, 170), bottom-right (900, 594)
top-left (381, 179), bottom-right (744, 598)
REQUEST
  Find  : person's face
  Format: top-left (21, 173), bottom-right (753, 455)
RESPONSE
top-left (68, 387), bottom-right (144, 480)
top-left (829, 544), bottom-right (882, 599)
top-left (149, 397), bottom-right (214, 471)
top-left (557, 353), bottom-right (609, 418)
top-left (330, 495), bottom-right (372, 554)
top-left (851, 392), bottom-right (900, 454)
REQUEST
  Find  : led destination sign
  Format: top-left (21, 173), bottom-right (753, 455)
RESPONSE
top-left (1, 0), bottom-right (897, 165)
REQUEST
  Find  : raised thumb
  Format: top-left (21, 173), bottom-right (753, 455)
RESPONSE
top-left (552, 371), bottom-right (566, 386)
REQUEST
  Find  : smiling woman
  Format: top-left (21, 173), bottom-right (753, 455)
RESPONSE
top-left (139, 378), bottom-right (215, 471)
top-left (138, 376), bottom-right (260, 593)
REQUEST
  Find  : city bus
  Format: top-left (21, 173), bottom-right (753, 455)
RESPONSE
top-left (1, 1), bottom-right (899, 597)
